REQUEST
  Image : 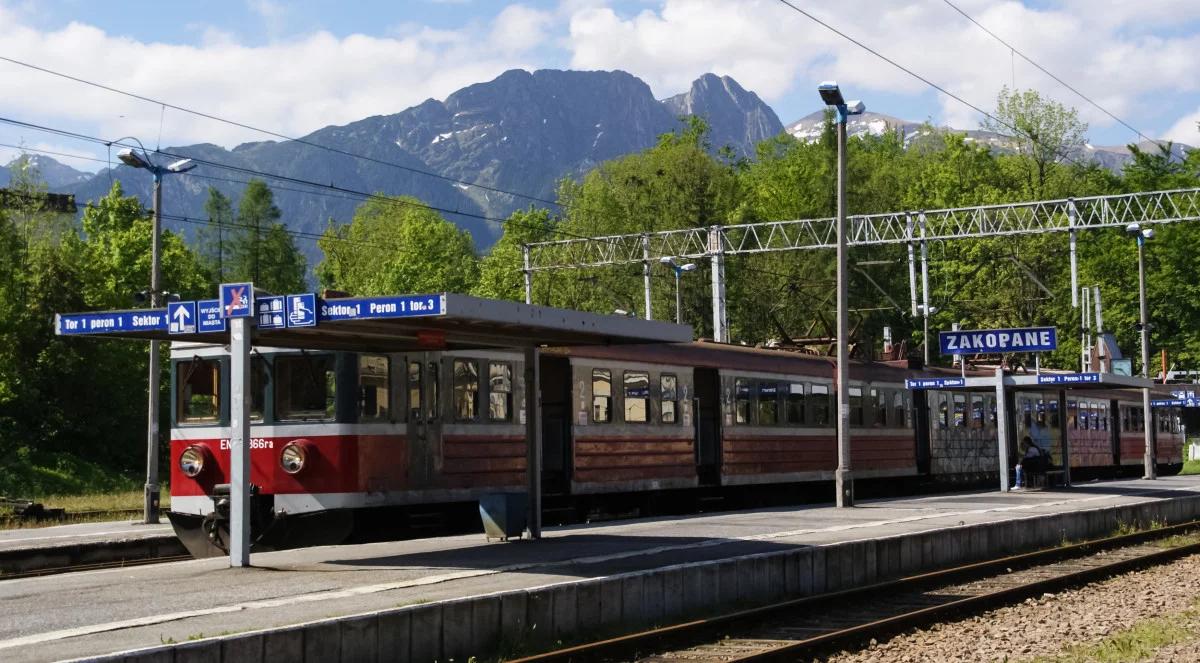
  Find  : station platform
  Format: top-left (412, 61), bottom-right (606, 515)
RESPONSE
top-left (4, 475), bottom-right (1200, 662)
top-left (0, 520), bottom-right (180, 576)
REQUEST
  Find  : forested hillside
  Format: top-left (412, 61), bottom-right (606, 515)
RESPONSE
top-left (2, 88), bottom-right (1197, 495)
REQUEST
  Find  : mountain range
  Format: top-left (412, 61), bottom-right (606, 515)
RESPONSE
top-left (5, 69), bottom-right (1191, 264)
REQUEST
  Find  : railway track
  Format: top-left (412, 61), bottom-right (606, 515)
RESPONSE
top-left (513, 521), bottom-right (1200, 663)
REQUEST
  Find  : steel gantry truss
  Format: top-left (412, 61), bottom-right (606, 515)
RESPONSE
top-left (523, 187), bottom-right (1200, 342)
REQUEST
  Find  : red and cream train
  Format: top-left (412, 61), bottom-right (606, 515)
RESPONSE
top-left (167, 341), bottom-right (1185, 557)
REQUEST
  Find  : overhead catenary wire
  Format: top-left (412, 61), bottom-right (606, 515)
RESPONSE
top-left (939, 0), bottom-right (1153, 144)
top-left (0, 54), bottom-right (560, 207)
top-left (771, 0), bottom-right (1096, 171)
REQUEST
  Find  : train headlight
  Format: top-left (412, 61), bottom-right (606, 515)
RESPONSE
top-left (280, 443), bottom-right (307, 475)
top-left (179, 446), bottom-right (207, 478)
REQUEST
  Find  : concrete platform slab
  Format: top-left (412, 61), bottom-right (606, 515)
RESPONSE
top-left (2, 476), bottom-right (1199, 662)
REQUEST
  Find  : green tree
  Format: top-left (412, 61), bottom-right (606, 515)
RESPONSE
top-left (981, 87), bottom-right (1088, 197)
top-left (317, 196), bottom-right (479, 295)
top-left (196, 186), bottom-right (234, 284)
top-left (473, 207), bottom-right (557, 302)
top-left (225, 180), bottom-right (307, 293)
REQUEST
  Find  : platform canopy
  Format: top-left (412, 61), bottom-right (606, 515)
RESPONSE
top-left (54, 292), bottom-right (693, 350)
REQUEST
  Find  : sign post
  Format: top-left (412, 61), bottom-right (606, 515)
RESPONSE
top-left (219, 283), bottom-right (253, 568)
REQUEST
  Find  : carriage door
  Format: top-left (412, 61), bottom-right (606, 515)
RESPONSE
top-left (406, 353), bottom-right (443, 487)
top-left (539, 356), bottom-right (573, 495)
top-left (694, 368), bottom-right (722, 486)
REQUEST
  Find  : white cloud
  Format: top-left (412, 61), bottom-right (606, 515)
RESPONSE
top-left (560, 0), bottom-right (1200, 140)
top-left (0, 3), bottom-right (551, 159)
top-left (1164, 108), bottom-right (1200, 145)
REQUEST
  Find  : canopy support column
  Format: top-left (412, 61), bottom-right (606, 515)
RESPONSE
top-left (229, 316), bottom-right (252, 567)
top-left (1059, 389), bottom-right (1072, 487)
top-left (525, 346), bottom-right (543, 539)
top-left (995, 367), bottom-right (1011, 492)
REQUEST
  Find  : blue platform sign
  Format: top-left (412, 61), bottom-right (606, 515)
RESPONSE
top-left (286, 293), bottom-right (317, 328)
top-left (939, 326), bottom-right (1056, 355)
top-left (905, 377), bottom-right (966, 389)
top-left (167, 301), bottom-right (196, 335)
top-left (196, 299), bottom-right (226, 333)
top-left (1153, 398), bottom-right (1199, 408)
top-left (319, 294), bottom-right (444, 322)
top-left (219, 282), bottom-right (253, 319)
top-left (1036, 373), bottom-right (1101, 385)
top-left (56, 310), bottom-right (167, 336)
top-left (255, 295), bottom-right (286, 329)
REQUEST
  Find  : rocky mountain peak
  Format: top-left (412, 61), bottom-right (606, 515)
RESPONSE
top-left (663, 74), bottom-right (783, 156)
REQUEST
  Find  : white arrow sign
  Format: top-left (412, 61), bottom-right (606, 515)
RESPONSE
top-left (168, 301), bottom-right (197, 334)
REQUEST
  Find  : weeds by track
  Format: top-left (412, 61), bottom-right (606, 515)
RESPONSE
top-left (512, 521), bottom-right (1200, 663)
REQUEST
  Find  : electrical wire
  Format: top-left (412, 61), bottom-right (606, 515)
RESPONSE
top-left (771, 0), bottom-right (1096, 171)
top-left (939, 0), bottom-right (1152, 144)
top-left (0, 54), bottom-right (560, 207)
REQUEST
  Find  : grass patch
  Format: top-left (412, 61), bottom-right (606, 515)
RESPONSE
top-left (1034, 610), bottom-right (1198, 662)
top-left (1181, 459), bottom-right (1200, 476)
top-left (0, 450), bottom-right (139, 498)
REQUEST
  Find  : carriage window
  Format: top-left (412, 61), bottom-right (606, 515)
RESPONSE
top-left (953, 393), bottom-right (966, 428)
top-left (1100, 404), bottom-right (1108, 431)
top-left (1092, 404), bottom-right (1102, 431)
top-left (358, 355), bottom-right (390, 422)
top-left (758, 382), bottom-right (779, 425)
top-left (849, 386), bottom-right (864, 426)
top-left (735, 379), bottom-right (753, 424)
top-left (660, 374), bottom-right (678, 424)
top-left (250, 356), bottom-right (268, 421)
top-left (787, 383), bottom-right (806, 425)
top-left (986, 395), bottom-right (996, 427)
top-left (624, 371), bottom-right (650, 423)
top-left (891, 391), bottom-right (905, 428)
top-left (1068, 400), bottom-right (1078, 429)
top-left (938, 393), bottom-right (949, 429)
top-left (810, 384), bottom-right (830, 426)
top-left (408, 362), bottom-right (422, 421)
top-left (427, 361), bottom-right (440, 421)
top-left (453, 359), bottom-right (479, 421)
top-left (488, 362), bottom-right (512, 422)
top-left (275, 354), bottom-right (336, 421)
top-left (176, 358), bottom-right (220, 423)
top-left (969, 394), bottom-right (984, 429)
top-left (592, 369), bottom-right (612, 423)
top-left (872, 388), bottom-right (887, 427)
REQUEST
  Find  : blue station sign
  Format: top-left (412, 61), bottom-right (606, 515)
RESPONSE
top-left (56, 310), bottom-right (167, 336)
top-left (219, 282), bottom-right (253, 319)
top-left (905, 377), bottom-right (966, 389)
top-left (319, 294), bottom-right (444, 322)
top-left (1036, 373), bottom-right (1101, 385)
top-left (286, 293), bottom-right (317, 328)
top-left (167, 301), bottom-right (197, 335)
top-left (255, 295), bottom-right (286, 330)
top-left (939, 326), bottom-right (1056, 355)
top-left (1152, 398), bottom-right (1199, 408)
top-left (197, 299), bottom-right (226, 333)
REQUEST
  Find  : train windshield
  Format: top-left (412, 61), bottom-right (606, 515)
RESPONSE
top-left (275, 354), bottom-right (337, 421)
top-left (176, 357), bottom-right (220, 424)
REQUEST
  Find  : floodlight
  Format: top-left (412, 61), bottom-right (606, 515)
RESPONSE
top-left (817, 82), bottom-right (844, 106)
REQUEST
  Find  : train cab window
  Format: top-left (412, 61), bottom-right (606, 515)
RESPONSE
top-left (275, 354), bottom-right (336, 421)
top-left (758, 383), bottom-right (779, 425)
top-left (408, 362), bottom-right (422, 421)
top-left (735, 379), bottom-right (753, 424)
top-left (871, 388), bottom-right (887, 427)
top-left (787, 383), bottom-right (806, 425)
top-left (488, 362), bottom-right (513, 422)
top-left (453, 359), bottom-right (479, 421)
top-left (660, 374), bottom-right (678, 424)
top-left (358, 355), bottom-right (390, 422)
top-left (176, 358), bottom-right (220, 424)
top-left (810, 384), bottom-right (831, 426)
top-left (624, 371), bottom-right (650, 423)
top-left (849, 387), bottom-right (864, 426)
top-left (592, 369), bottom-right (612, 423)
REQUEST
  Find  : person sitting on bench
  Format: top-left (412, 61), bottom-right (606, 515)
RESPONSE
top-left (1014, 435), bottom-right (1049, 490)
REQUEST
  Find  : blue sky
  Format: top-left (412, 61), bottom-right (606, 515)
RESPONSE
top-left (2, 1), bottom-right (1199, 171)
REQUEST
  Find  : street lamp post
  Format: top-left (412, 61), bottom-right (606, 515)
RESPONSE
top-left (818, 82), bottom-right (865, 509)
top-left (660, 257), bottom-right (697, 325)
top-left (117, 143), bottom-right (195, 524)
top-left (1126, 222), bottom-right (1157, 480)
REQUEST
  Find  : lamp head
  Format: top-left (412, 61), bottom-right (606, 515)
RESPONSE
top-left (613, 308), bottom-right (631, 317)
top-left (817, 81), bottom-right (845, 106)
top-left (1125, 222), bottom-right (1141, 235)
top-left (166, 158), bottom-right (195, 173)
top-left (117, 149), bottom-right (150, 170)
top-left (680, 263), bottom-right (697, 272)
top-left (1142, 228), bottom-right (1155, 240)
top-left (845, 100), bottom-right (866, 115)
top-left (659, 256), bottom-right (676, 266)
